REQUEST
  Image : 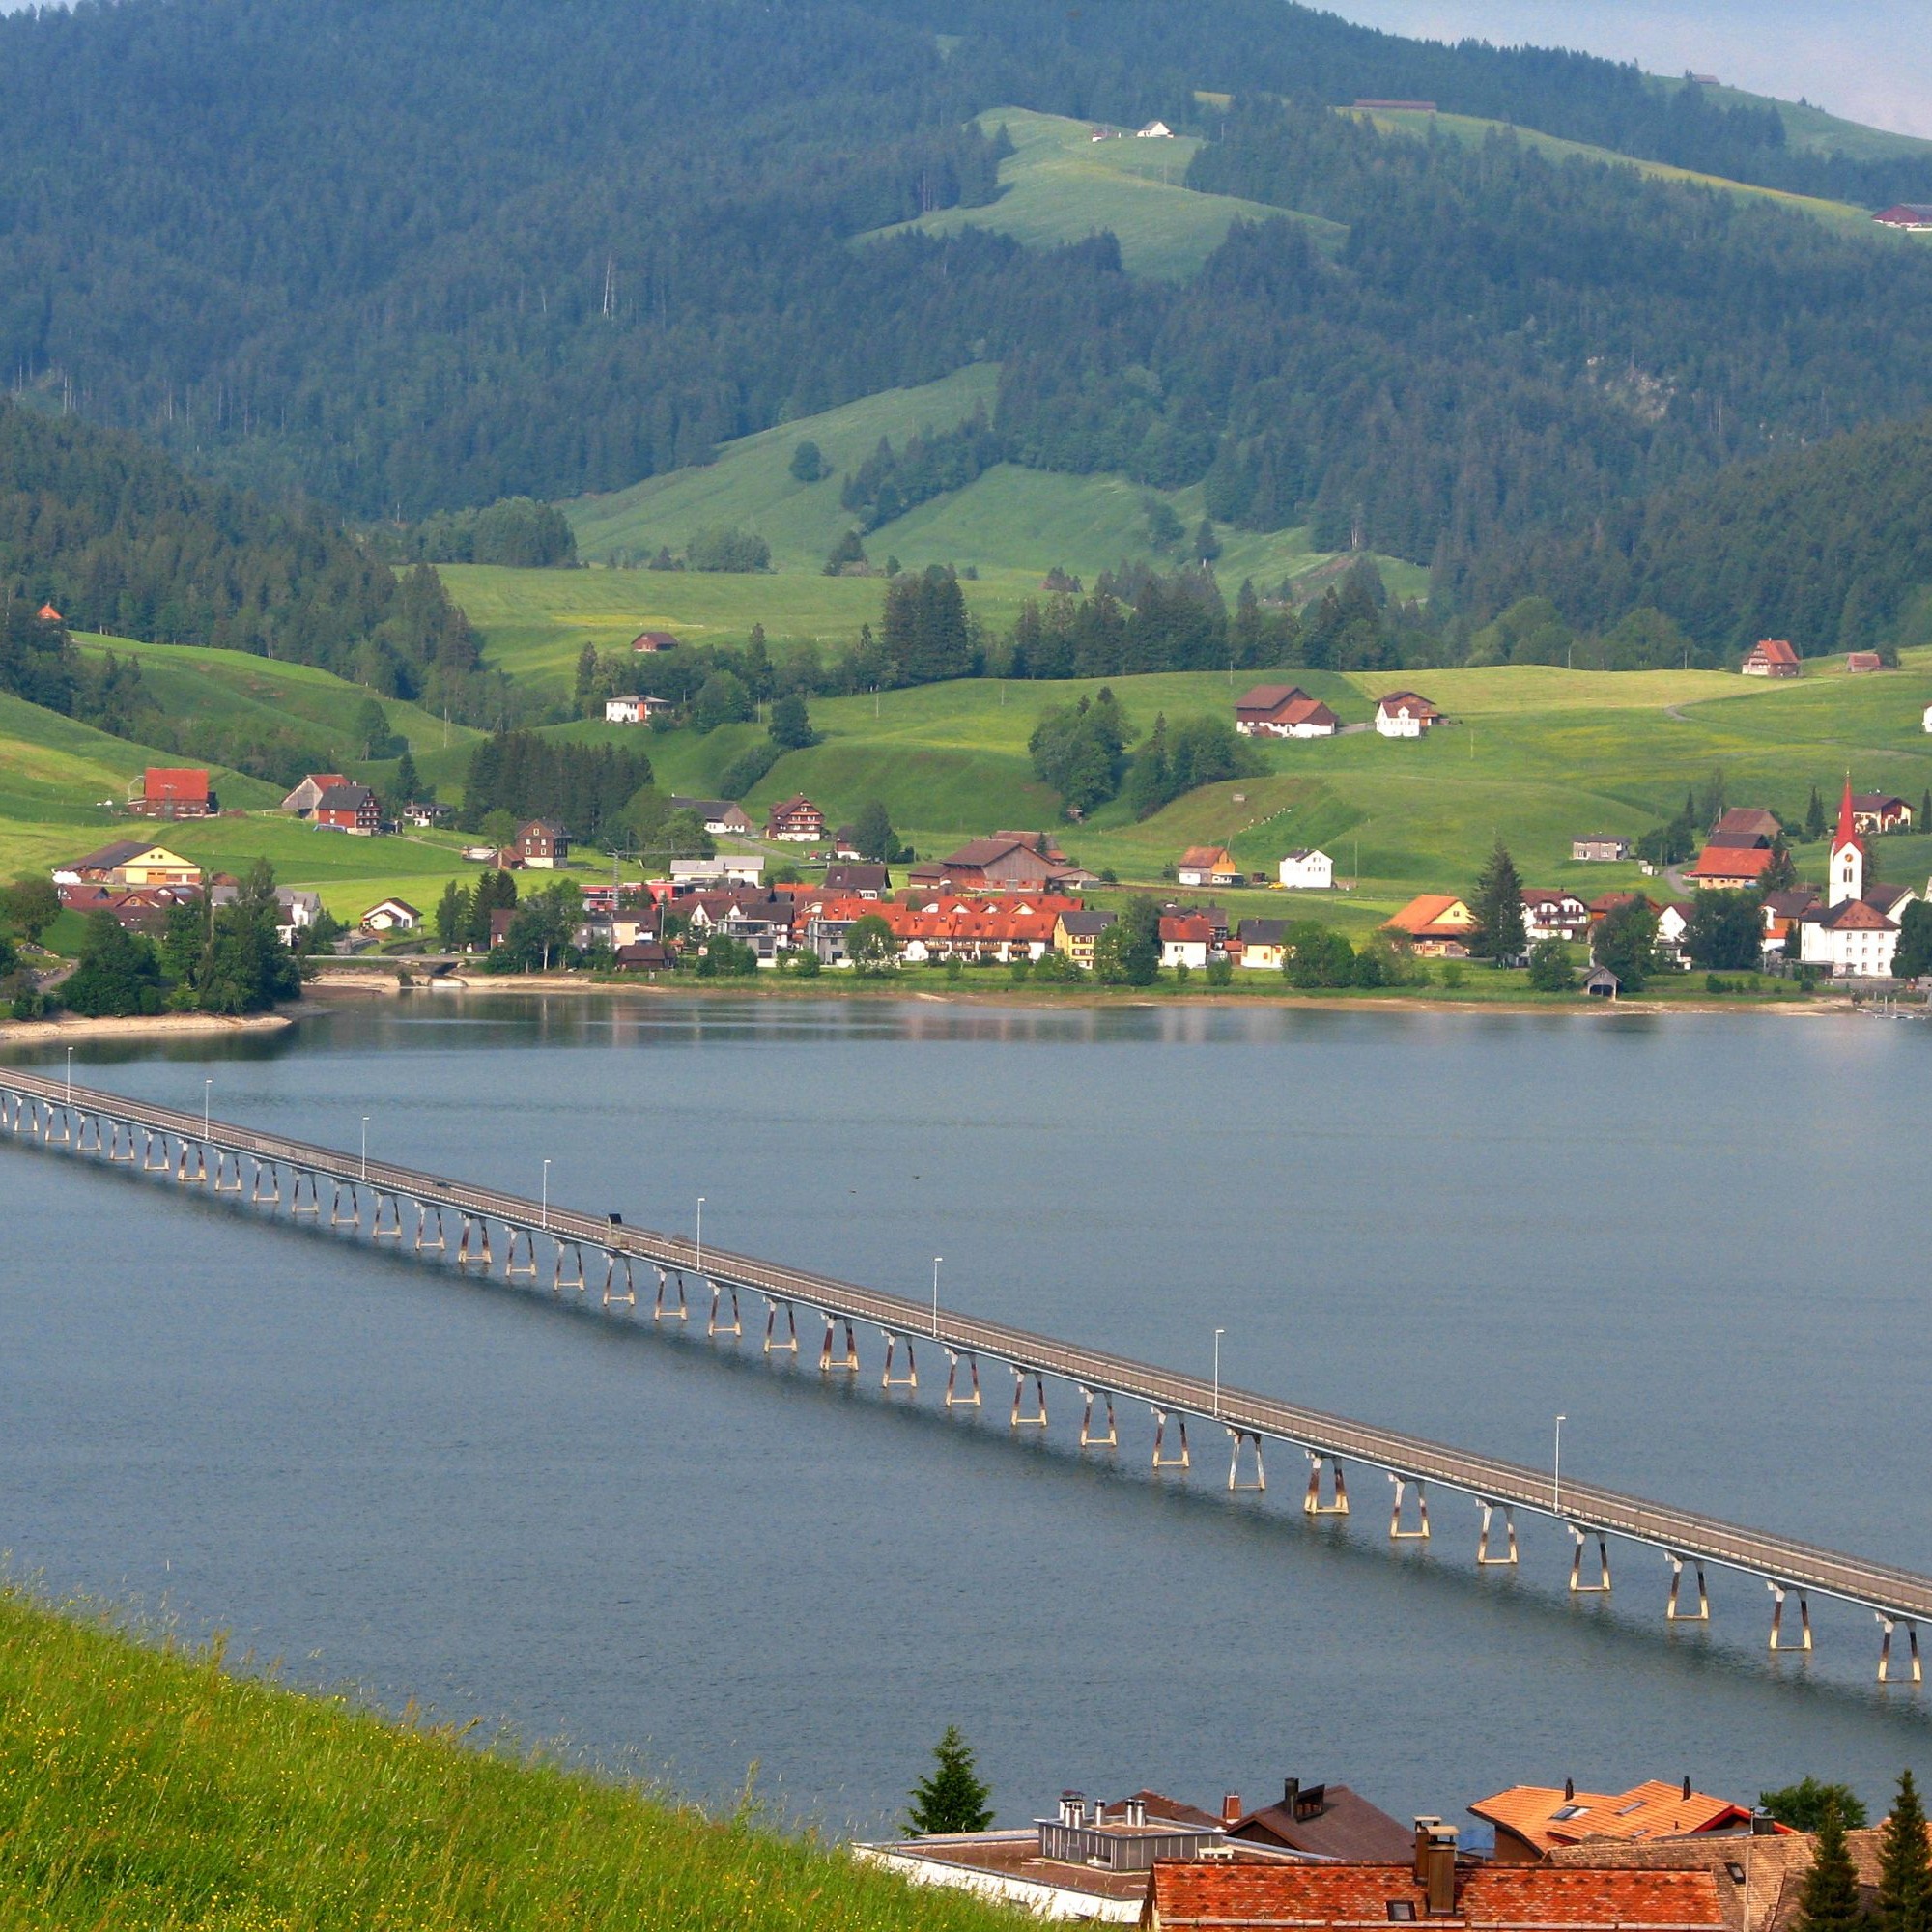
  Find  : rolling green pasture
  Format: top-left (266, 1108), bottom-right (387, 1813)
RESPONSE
top-left (1350, 106), bottom-right (1873, 234)
top-left (870, 106), bottom-right (1342, 278)
top-left (1660, 78), bottom-right (1932, 166)
top-left (0, 1588), bottom-right (1018, 1932)
top-left (73, 632), bottom-right (482, 763)
top-left (560, 365), bottom-right (1379, 598)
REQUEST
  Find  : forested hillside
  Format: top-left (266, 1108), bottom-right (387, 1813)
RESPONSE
top-left (0, 403), bottom-right (486, 710)
top-left (7, 0), bottom-right (1932, 543)
top-left (1463, 409), bottom-right (1932, 656)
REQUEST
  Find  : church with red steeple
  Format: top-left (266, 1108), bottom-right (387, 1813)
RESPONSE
top-left (1794, 777), bottom-right (1908, 978)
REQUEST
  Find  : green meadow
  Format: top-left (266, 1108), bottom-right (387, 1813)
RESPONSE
top-left (870, 105), bottom-right (1342, 279)
top-left (0, 1588), bottom-right (1020, 1932)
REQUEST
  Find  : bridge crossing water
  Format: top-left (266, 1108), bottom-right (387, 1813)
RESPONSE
top-left (4, 1064), bottom-right (1924, 1683)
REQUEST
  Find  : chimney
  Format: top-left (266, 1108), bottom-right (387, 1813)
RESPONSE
top-left (1425, 1827), bottom-right (1459, 1917)
top-left (1564, 1777), bottom-right (1575, 1802)
top-left (1222, 1793), bottom-right (1243, 1829)
top-left (1683, 1776), bottom-right (1692, 1802)
top-left (1060, 1791), bottom-right (1084, 1828)
top-left (1751, 1809), bottom-right (1777, 1837)
top-left (1126, 1797), bottom-right (1149, 1829)
top-left (1413, 1818), bottom-right (1444, 1882)
top-left (1285, 1777), bottom-right (1301, 1813)
top-left (1088, 1798), bottom-right (1102, 1827)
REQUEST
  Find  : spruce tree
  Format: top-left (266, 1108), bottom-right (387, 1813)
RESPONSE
top-left (1806, 785), bottom-right (1827, 843)
top-left (395, 745), bottom-right (422, 802)
top-left (903, 1725), bottom-right (993, 1836)
top-left (1471, 837), bottom-right (1526, 963)
top-left (1795, 1794), bottom-right (1863, 1932)
top-left (1878, 1770), bottom-right (1931, 1932)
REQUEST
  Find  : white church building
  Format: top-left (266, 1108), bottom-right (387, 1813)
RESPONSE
top-left (1796, 780), bottom-right (1907, 978)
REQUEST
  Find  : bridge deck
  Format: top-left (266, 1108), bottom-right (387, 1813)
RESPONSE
top-left (8, 1066), bottom-right (1929, 1628)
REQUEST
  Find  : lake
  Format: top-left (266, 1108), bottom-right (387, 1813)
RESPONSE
top-left (4, 992), bottom-right (1931, 1837)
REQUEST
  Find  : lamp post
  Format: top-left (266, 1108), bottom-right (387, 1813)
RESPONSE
top-left (360, 1116), bottom-right (369, 1182)
top-left (696, 1196), bottom-right (705, 1272)
top-left (931, 1256), bottom-right (942, 1338)
top-left (1213, 1327), bottom-right (1225, 1419)
top-left (541, 1157), bottom-right (551, 1232)
top-left (64, 1046), bottom-right (72, 1105)
top-left (1553, 1414), bottom-right (1567, 1517)
top-left (203, 1079), bottom-right (212, 1142)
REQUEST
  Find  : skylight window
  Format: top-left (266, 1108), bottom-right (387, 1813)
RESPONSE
top-left (1550, 1805), bottom-right (1586, 1822)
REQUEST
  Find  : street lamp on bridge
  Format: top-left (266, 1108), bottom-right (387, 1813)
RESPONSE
top-left (360, 1116), bottom-right (368, 1182)
top-left (931, 1256), bottom-right (942, 1337)
top-left (696, 1196), bottom-right (705, 1273)
top-left (1554, 1413), bottom-right (1567, 1517)
top-left (541, 1157), bottom-right (551, 1231)
top-left (1213, 1327), bottom-right (1225, 1419)
top-left (203, 1079), bottom-right (212, 1142)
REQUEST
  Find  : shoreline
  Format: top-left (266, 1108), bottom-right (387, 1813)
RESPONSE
top-left (0, 1010), bottom-right (297, 1047)
top-left (302, 968), bottom-right (1859, 1020)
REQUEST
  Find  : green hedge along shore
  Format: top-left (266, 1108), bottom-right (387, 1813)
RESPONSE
top-left (0, 1588), bottom-right (1022, 1930)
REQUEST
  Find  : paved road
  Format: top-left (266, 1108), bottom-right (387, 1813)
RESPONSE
top-left (8, 1066), bottom-right (1931, 1628)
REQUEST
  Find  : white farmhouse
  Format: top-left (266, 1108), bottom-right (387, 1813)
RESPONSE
top-left (605, 695), bottom-right (669, 724)
top-left (1923, 701), bottom-right (1932, 734)
top-left (1374, 691), bottom-right (1442, 738)
top-left (1278, 848), bottom-right (1334, 890)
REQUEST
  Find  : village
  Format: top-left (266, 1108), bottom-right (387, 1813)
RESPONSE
top-left (863, 1758), bottom-right (1926, 1932)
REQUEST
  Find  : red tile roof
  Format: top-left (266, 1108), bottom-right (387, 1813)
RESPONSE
top-left (1146, 1862), bottom-right (1728, 1931)
top-left (1689, 844), bottom-right (1776, 882)
top-left (1746, 639), bottom-right (1800, 668)
top-left (1472, 1780), bottom-right (1754, 1855)
top-left (143, 767), bottom-right (211, 806)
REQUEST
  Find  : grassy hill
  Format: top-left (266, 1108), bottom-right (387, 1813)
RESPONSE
top-left (868, 106), bottom-right (1344, 279)
top-left (0, 1588), bottom-right (1014, 1931)
top-left (1346, 106), bottom-right (1875, 234)
top-left (561, 365), bottom-right (1378, 596)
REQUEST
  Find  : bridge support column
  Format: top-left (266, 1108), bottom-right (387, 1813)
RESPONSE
top-left (653, 1266), bottom-right (688, 1322)
top-left (552, 1240), bottom-right (585, 1292)
top-left (143, 1129), bottom-right (170, 1173)
top-left (76, 1112), bottom-right (102, 1154)
top-left (252, 1159), bottom-right (280, 1205)
top-left (504, 1227), bottom-right (537, 1280)
top-left (1478, 1502), bottom-right (1518, 1565)
top-left (415, 1204), bottom-right (445, 1251)
top-left (602, 1253), bottom-right (636, 1308)
top-left (1389, 1475), bottom-right (1430, 1541)
top-left (213, 1148), bottom-right (243, 1193)
top-left (456, 1213), bottom-right (490, 1264)
top-left (1666, 1556), bottom-right (1709, 1622)
top-left (946, 1350), bottom-right (982, 1407)
top-left (1768, 1582), bottom-right (1812, 1652)
top-left (818, 1314), bottom-right (858, 1374)
top-left (707, 1279), bottom-right (740, 1337)
top-left (1010, 1368), bottom-right (1047, 1428)
top-left (763, 1298), bottom-right (797, 1353)
top-left (290, 1170), bottom-right (319, 1215)
top-left (1226, 1429), bottom-right (1265, 1492)
top-left (881, 1333), bottom-right (917, 1389)
top-left (109, 1120), bottom-right (136, 1163)
top-left (1568, 1526), bottom-right (1611, 1594)
top-left (43, 1104), bottom-right (71, 1146)
top-left (1151, 1408), bottom-right (1190, 1469)
top-left (1878, 1616), bottom-right (1922, 1686)
top-left (371, 1193), bottom-right (403, 1238)
top-left (329, 1182), bottom-right (359, 1226)
top-left (1304, 1454), bottom-right (1350, 1516)
top-left (1078, 1387), bottom-right (1115, 1447)
top-left (174, 1139), bottom-right (207, 1184)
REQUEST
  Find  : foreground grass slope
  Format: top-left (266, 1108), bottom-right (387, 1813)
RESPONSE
top-left (0, 1589), bottom-right (1017, 1931)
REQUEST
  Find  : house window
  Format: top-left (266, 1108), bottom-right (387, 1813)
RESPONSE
top-left (1726, 1864), bottom-right (1747, 1887)
top-left (1550, 1805), bottom-right (1586, 1822)
top-left (1388, 1904), bottom-right (1417, 1921)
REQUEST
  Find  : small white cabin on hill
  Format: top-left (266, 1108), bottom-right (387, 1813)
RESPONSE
top-left (1278, 849), bottom-right (1334, 891)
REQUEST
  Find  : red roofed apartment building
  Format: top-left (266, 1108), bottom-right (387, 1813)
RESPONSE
top-left (1235, 683), bottom-right (1340, 739)
top-left (130, 767), bottom-right (215, 819)
top-left (1740, 639), bottom-right (1801, 678)
top-left (1143, 1843), bottom-right (1729, 1932)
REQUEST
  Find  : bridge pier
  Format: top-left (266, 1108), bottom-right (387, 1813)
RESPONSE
top-left (368, 1192), bottom-right (401, 1237)
top-left (503, 1226), bottom-right (537, 1280)
top-left (76, 1111), bottom-right (102, 1154)
top-left (252, 1159), bottom-right (281, 1205)
top-left (1478, 1502), bottom-right (1518, 1565)
top-left (142, 1128), bottom-right (170, 1172)
top-left (290, 1169), bottom-right (319, 1215)
top-left (1304, 1453), bottom-right (1350, 1516)
top-left (43, 1103), bottom-right (71, 1146)
top-left (174, 1139), bottom-right (206, 1184)
top-left (818, 1313), bottom-right (859, 1373)
top-left (456, 1212), bottom-right (490, 1264)
top-left (108, 1120), bottom-right (136, 1163)
top-left (653, 1266), bottom-right (688, 1322)
top-left (1151, 1407), bottom-right (1190, 1469)
top-left (763, 1297), bottom-right (797, 1353)
top-left (707, 1279), bottom-right (740, 1337)
top-left (1226, 1429), bottom-right (1265, 1492)
top-left (329, 1181), bottom-right (359, 1227)
top-left (552, 1239), bottom-right (585, 1292)
top-left (1010, 1368), bottom-right (1047, 1428)
top-left (1768, 1582), bottom-right (1812, 1653)
top-left (945, 1350), bottom-right (981, 1407)
top-left (1389, 1475), bottom-right (1430, 1541)
top-left (414, 1203), bottom-right (444, 1250)
top-left (213, 1148), bottom-right (243, 1193)
top-left (1078, 1387), bottom-right (1115, 1447)
top-left (602, 1252), bottom-right (637, 1308)
top-left (1878, 1615), bottom-right (1922, 1686)
top-left (1666, 1555), bottom-right (1709, 1622)
top-left (1568, 1526), bottom-right (1611, 1594)
top-left (881, 1332), bottom-right (917, 1389)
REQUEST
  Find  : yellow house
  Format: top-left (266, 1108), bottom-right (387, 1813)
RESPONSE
top-left (58, 839), bottom-right (204, 890)
top-left (1054, 908), bottom-right (1116, 968)
top-left (1381, 894), bottom-right (1478, 958)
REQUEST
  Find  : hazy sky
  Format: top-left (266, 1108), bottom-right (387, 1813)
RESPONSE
top-left (1331, 0), bottom-right (1932, 137)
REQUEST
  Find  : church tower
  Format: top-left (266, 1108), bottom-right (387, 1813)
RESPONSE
top-left (1829, 776), bottom-right (1864, 905)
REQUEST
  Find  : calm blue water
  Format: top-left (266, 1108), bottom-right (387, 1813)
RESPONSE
top-left (4, 994), bottom-right (1931, 1835)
